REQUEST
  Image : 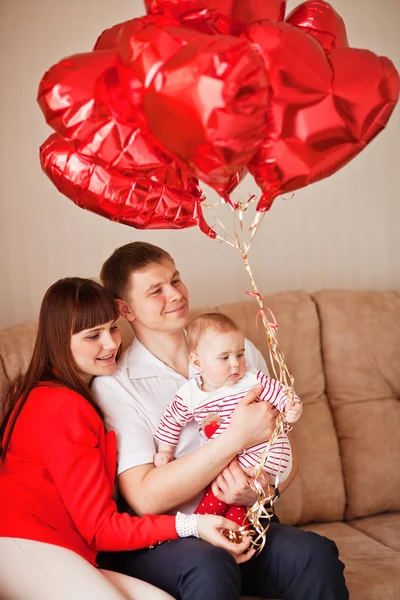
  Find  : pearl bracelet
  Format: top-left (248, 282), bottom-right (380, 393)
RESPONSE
top-left (175, 512), bottom-right (200, 538)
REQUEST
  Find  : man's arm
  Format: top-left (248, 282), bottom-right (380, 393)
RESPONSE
top-left (119, 431), bottom-right (246, 515)
top-left (118, 390), bottom-right (279, 515)
top-left (210, 433), bottom-right (298, 506)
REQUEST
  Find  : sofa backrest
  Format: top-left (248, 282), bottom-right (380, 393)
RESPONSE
top-left (314, 291), bottom-right (400, 520)
top-left (0, 320), bottom-right (38, 401)
top-left (1, 290), bottom-right (399, 525)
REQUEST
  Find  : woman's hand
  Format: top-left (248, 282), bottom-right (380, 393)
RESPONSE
top-left (211, 459), bottom-right (270, 506)
top-left (228, 384), bottom-right (279, 450)
top-left (197, 515), bottom-right (255, 564)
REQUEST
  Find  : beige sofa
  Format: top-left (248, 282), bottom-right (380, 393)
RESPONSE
top-left (1, 290), bottom-right (399, 600)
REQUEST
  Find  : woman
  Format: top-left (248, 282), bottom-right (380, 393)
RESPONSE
top-left (0, 278), bottom-right (253, 600)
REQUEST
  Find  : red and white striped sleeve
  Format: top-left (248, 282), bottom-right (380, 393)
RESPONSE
top-left (256, 370), bottom-right (300, 413)
top-left (154, 396), bottom-right (194, 446)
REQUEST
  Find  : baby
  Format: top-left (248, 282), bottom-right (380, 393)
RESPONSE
top-left (154, 312), bottom-right (302, 524)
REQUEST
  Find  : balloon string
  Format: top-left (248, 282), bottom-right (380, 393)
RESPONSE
top-left (237, 251), bottom-right (296, 555)
top-left (244, 290), bottom-right (279, 331)
top-left (201, 194), bottom-right (298, 554)
top-left (239, 251), bottom-right (294, 391)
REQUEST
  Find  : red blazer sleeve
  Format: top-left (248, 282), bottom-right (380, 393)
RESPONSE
top-left (35, 387), bottom-right (177, 552)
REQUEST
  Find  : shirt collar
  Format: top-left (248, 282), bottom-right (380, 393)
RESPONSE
top-left (126, 337), bottom-right (197, 380)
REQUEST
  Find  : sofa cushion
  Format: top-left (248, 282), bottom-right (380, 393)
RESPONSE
top-left (118, 316), bottom-right (135, 352)
top-left (302, 521), bottom-right (400, 600)
top-left (0, 320), bottom-right (38, 411)
top-left (206, 291), bottom-right (346, 526)
top-left (315, 291), bottom-right (400, 519)
top-left (348, 512), bottom-right (400, 552)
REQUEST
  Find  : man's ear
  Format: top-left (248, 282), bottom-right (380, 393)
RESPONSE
top-left (189, 352), bottom-right (202, 371)
top-left (116, 299), bottom-right (135, 322)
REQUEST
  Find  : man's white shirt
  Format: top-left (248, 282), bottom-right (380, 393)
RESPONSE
top-left (92, 336), bottom-right (268, 515)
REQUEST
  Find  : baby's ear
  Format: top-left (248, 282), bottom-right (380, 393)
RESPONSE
top-left (189, 352), bottom-right (202, 371)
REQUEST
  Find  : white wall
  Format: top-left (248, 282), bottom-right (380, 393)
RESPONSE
top-left (1, 0), bottom-right (399, 329)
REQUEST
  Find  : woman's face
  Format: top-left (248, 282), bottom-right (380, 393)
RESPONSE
top-left (70, 320), bottom-right (121, 384)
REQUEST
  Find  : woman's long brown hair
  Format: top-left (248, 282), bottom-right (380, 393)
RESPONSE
top-left (0, 277), bottom-right (119, 466)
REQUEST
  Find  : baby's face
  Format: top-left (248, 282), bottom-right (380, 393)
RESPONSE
top-left (196, 329), bottom-right (247, 391)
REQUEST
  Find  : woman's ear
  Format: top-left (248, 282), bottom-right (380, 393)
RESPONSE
top-left (116, 299), bottom-right (135, 322)
top-left (189, 352), bottom-right (202, 371)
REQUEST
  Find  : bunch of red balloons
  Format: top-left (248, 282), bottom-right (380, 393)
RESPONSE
top-left (38, 0), bottom-right (399, 235)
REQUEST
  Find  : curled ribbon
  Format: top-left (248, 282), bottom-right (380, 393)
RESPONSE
top-left (244, 290), bottom-right (279, 331)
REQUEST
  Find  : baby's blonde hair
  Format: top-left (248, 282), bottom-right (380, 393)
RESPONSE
top-left (187, 313), bottom-right (241, 354)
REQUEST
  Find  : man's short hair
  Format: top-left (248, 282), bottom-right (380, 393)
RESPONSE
top-left (100, 242), bottom-right (174, 300)
top-left (187, 312), bottom-right (241, 355)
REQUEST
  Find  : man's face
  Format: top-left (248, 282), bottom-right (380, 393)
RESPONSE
top-left (124, 258), bottom-right (189, 334)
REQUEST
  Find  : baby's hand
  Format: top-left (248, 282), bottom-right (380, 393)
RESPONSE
top-left (154, 451), bottom-right (174, 467)
top-left (284, 402), bottom-right (303, 423)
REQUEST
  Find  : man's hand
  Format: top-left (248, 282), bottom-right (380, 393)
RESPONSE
top-left (228, 385), bottom-right (279, 450)
top-left (211, 458), bottom-right (270, 506)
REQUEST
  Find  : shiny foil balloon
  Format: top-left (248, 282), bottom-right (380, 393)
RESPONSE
top-left (145, 0), bottom-right (287, 27)
top-left (286, 0), bottom-right (348, 53)
top-left (38, 0), bottom-right (399, 228)
top-left (143, 0), bottom-right (241, 36)
top-left (199, 0), bottom-right (287, 24)
top-left (94, 21), bottom-right (129, 51)
top-left (37, 39), bottom-right (213, 233)
top-left (117, 18), bottom-right (269, 198)
top-left (94, 11), bottom-right (253, 197)
top-left (246, 20), bottom-right (400, 211)
top-left (40, 134), bottom-right (213, 234)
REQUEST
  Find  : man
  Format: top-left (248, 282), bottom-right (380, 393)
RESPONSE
top-left (93, 242), bottom-right (348, 600)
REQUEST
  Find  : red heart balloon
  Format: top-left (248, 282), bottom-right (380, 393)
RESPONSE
top-left (37, 45), bottom-right (213, 234)
top-left (38, 50), bottom-right (118, 138)
top-left (199, 0), bottom-right (287, 24)
top-left (145, 0), bottom-right (287, 27)
top-left (40, 133), bottom-right (213, 235)
top-left (38, 3), bottom-right (399, 228)
top-left (286, 0), bottom-right (349, 54)
top-left (246, 21), bottom-right (399, 210)
top-left (118, 18), bottom-right (269, 198)
top-left (95, 13), bottom-right (251, 197)
top-left (144, 0), bottom-right (240, 36)
top-left (94, 21), bottom-right (130, 51)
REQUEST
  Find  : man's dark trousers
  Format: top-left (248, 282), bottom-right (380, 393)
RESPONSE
top-left (98, 520), bottom-right (349, 600)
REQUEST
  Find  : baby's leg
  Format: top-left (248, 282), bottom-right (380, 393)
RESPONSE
top-left (195, 488), bottom-right (248, 527)
top-left (224, 505), bottom-right (248, 527)
top-left (195, 486), bottom-right (228, 516)
top-left (238, 435), bottom-right (293, 483)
